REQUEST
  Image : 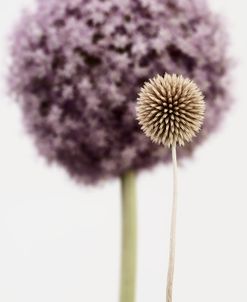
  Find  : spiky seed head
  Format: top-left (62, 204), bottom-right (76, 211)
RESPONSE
top-left (136, 74), bottom-right (205, 147)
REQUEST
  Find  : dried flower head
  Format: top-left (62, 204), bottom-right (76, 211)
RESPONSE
top-left (137, 74), bottom-right (205, 147)
top-left (9, 0), bottom-right (230, 183)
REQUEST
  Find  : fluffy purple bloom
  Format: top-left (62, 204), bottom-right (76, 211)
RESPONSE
top-left (9, 0), bottom-right (230, 183)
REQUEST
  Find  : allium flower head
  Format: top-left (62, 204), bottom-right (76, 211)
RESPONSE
top-left (9, 0), bottom-right (230, 183)
top-left (137, 74), bottom-right (205, 147)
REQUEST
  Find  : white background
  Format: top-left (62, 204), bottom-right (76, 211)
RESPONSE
top-left (0, 0), bottom-right (246, 301)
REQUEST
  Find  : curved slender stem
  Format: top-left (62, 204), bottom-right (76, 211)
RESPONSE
top-left (120, 170), bottom-right (137, 302)
top-left (166, 144), bottom-right (178, 302)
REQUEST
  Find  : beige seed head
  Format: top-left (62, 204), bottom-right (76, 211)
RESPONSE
top-left (136, 74), bottom-right (205, 147)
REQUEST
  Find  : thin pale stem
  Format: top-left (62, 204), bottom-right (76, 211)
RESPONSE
top-left (120, 170), bottom-right (137, 302)
top-left (166, 144), bottom-right (178, 302)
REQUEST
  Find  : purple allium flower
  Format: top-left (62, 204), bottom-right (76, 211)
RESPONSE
top-left (9, 0), bottom-right (230, 184)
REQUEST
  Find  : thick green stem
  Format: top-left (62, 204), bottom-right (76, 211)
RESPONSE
top-left (120, 170), bottom-right (137, 302)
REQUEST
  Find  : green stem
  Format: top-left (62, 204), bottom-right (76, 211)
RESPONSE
top-left (120, 170), bottom-right (137, 302)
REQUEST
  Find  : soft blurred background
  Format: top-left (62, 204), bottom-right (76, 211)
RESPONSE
top-left (0, 0), bottom-right (246, 301)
